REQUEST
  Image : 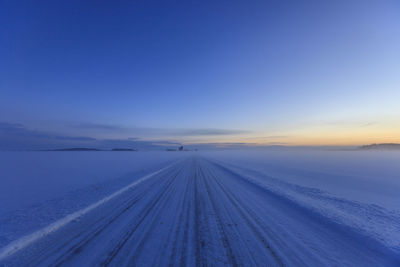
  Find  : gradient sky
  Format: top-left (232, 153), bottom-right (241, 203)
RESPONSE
top-left (1, 0), bottom-right (399, 147)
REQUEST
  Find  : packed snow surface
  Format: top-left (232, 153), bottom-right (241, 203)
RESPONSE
top-left (0, 151), bottom-right (185, 247)
top-left (0, 150), bottom-right (399, 266)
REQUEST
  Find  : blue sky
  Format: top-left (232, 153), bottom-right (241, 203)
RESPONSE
top-left (1, 0), bottom-right (399, 148)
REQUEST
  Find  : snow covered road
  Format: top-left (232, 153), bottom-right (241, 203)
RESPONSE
top-left (1, 156), bottom-right (399, 266)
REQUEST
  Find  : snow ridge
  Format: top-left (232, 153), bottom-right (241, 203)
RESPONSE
top-left (0, 161), bottom-right (178, 261)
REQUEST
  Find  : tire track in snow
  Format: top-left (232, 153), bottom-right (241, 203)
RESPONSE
top-left (50, 166), bottom-right (183, 266)
top-left (0, 161), bottom-right (180, 262)
top-left (2, 156), bottom-right (399, 267)
top-left (99, 165), bottom-right (184, 265)
top-left (200, 167), bottom-right (240, 266)
top-left (204, 159), bottom-right (400, 266)
top-left (193, 163), bottom-right (204, 266)
top-left (202, 162), bottom-right (284, 266)
top-left (168, 162), bottom-right (193, 266)
top-left (199, 162), bottom-right (280, 266)
top-left (26, 166), bottom-right (182, 266)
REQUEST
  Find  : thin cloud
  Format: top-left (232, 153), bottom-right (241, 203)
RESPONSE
top-left (0, 121), bottom-right (252, 150)
top-left (173, 128), bottom-right (249, 136)
top-left (72, 123), bottom-right (123, 131)
top-left (265, 135), bottom-right (289, 139)
top-left (264, 142), bottom-right (288, 145)
top-left (360, 122), bottom-right (377, 127)
top-left (70, 122), bottom-right (249, 137)
top-left (0, 122), bottom-right (180, 150)
top-left (0, 122), bottom-right (95, 141)
top-left (243, 135), bottom-right (289, 140)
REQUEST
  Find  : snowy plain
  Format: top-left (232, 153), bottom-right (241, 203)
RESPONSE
top-left (0, 150), bottom-right (399, 266)
top-left (0, 151), bottom-right (186, 247)
top-left (202, 150), bottom-right (400, 254)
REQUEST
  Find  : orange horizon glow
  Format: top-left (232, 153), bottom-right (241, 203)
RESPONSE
top-left (181, 125), bottom-right (400, 146)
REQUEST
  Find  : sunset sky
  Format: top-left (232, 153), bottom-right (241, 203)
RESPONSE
top-left (1, 0), bottom-right (399, 148)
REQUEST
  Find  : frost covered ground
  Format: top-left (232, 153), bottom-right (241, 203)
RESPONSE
top-left (202, 150), bottom-right (400, 255)
top-left (0, 151), bottom-right (186, 247)
top-left (0, 150), bottom-right (399, 266)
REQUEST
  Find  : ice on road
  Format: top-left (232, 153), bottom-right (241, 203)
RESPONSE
top-left (1, 157), bottom-right (399, 266)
